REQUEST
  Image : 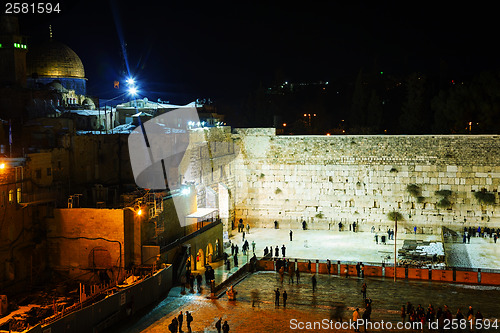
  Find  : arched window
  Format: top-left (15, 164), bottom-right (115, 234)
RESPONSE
top-left (8, 189), bottom-right (14, 204)
top-left (17, 188), bottom-right (21, 203)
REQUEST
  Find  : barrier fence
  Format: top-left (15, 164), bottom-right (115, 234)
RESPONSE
top-left (256, 258), bottom-right (500, 286)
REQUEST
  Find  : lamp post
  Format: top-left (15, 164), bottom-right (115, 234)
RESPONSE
top-left (388, 210), bottom-right (402, 282)
top-left (394, 215), bottom-right (397, 282)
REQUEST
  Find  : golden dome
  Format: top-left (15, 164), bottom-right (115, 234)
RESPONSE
top-left (26, 40), bottom-right (85, 79)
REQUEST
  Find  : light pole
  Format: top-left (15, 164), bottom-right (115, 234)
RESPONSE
top-left (394, 215), bottom-right (397, 282)
top-left (387, 210), bottom-right (402, 282)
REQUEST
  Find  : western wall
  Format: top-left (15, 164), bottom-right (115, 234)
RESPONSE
top-left (230, 128), bottom-right (500, 235)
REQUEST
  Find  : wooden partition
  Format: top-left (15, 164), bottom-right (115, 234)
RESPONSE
top-left (384, 266), bottom-right (406, 279)
top-left (257, 260), bottom-right (274, 271)
top-left (430, 269), bottom-right (454, 282)
top-left (455, 270), bottom-right (478, 284)
top-left (318, 263), bottom-right (338, 275)
top-left (408, 268), bottom-right (429, 280)
top-left (481, 272), bottom-right (500, 285)
top-left (362, 265), bottom-right (383, 277)
top-left (339, 264), bottom-right (358, 277)
top-left (255, 259), bottom-right (496, 287)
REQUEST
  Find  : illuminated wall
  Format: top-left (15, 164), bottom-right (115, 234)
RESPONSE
top-left (232, 129), bottom-right (500, 233)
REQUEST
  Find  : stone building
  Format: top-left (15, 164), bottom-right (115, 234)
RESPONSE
top-left (25, 30), bottom-right (94, 109)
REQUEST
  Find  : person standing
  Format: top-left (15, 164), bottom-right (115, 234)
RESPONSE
top-left (274, 288), bottom-right (280, 307)
top-left (312, 274), bottom-right (317, 293)
top-left (222, 321), bottom-right (230, 333)
top-left (196, 274), bottom-right (202, 293)
top-left (353, 308), bottom-right (360, 332)
top-left (289, 230), bottom-right (293, 241)
top-left (400, 305), bottom-right (406, 324)
top-left (275, 246), bottom-right (279, 257)
top-left (281, 244), bottom-right (286, 257)
top-left (215, 317), bottom-right (222, 333)
top-left (251, 240), bottom-right (256, 253)
top-left (242, 231), bottom-right (245, 241)
top-left (177, 311), bottom-right (184, 332)
top-left (180, 274), bottom-right (186, 294)
top-left (363, 301), bottom-right (372, 332)
top-left (289, 265), bottom-right (295, 284)
top-left (186, 311), bottom-right (193, 333)
top-left (283, 290), bottom-right (288, 308)
top-left (295, 267), bottom-right (300, 284)
top-left (361, 283), bottom-right (367, 300)
top-left (189, 273), bottom-right (194, 293)
top-left (169, 318), bottom-right (178, 333)
top-left (246, 223), bottom-right (250, 234)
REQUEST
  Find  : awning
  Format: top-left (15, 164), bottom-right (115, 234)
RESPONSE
top-left (185, 208), bottom-right (218, 219)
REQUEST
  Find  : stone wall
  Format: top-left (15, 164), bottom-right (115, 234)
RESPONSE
top-left (47, 208), bottom-right (127, 279)
top-left (182, 126), bottom-right (238, 234)
top-left (231, 129), bottom-right (500, 234)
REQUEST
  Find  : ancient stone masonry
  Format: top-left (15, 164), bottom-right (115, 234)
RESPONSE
top-left (182, 127), bottom-right (239, 233)
top-left (230, 129), bottom-right (500, 234)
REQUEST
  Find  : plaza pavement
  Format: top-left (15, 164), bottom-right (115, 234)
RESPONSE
top-left (116, 228), bottom-right (500, 332)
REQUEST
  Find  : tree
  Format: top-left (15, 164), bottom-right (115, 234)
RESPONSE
top-left (350, 69), bottom-right (368, 131)
top-left (365, 90), bottom-right (382, 133)
top-left (399, 73), bottom-right (430, 134)
top-left (387, 211), bottom-right (403, 222)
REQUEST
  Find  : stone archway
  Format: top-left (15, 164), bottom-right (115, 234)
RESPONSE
top-left (215, 239), bottom-right (220, 258)
top-left (187, 255), bottom-right (194, 272)
top-left (196, 248), bottom-right (205, 270)
top-left (206, 243), bottom-right (214, 263)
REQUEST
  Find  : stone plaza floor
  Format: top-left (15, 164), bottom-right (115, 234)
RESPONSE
top-left (115, 228), bottom-right (500, 332)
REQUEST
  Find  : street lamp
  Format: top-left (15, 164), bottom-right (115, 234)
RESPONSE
top-left (128, 86), bottom-right (138, 97)
top-left (126, 77), bottom-right (135, 86)
top-left (387, 210), bottom-right (403, 281)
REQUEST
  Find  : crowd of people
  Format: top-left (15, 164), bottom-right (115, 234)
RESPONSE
top-left (169, 223), bottom-right (495, 332)
top-left (398, 302), bottom-right (484, 332)
top-left (463, 226), bottom-right (499, 244)
top-left (167, 311), bottom-right (194, 333)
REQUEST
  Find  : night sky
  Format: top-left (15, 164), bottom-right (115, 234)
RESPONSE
top-left (17, 1), bottom-right (500, 105)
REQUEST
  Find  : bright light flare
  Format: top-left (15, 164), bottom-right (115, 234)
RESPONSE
top-left (0, 163), bottom-right (5, 170)
top-left (128, 87), bottom-right (138, 96)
